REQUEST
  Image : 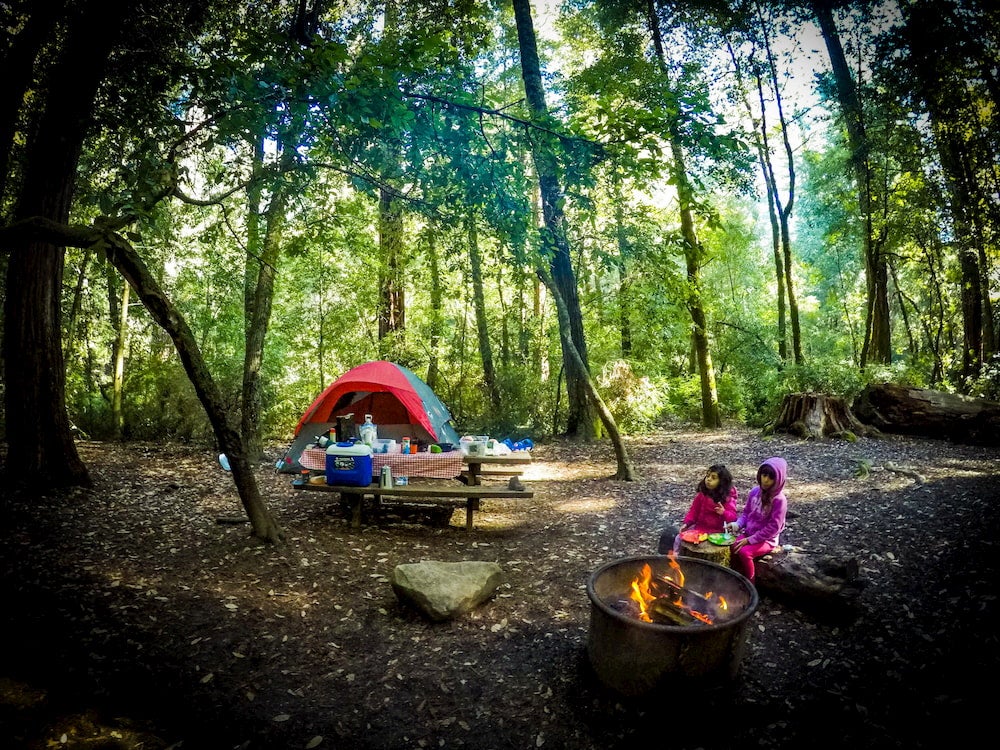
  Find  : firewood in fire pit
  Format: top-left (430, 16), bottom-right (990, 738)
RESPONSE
top-left (648, 597), bottom-right (701, 626)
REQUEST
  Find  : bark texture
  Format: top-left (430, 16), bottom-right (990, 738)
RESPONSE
top-left (771, 392), bottom-right (870, 440)
top-left (853, 383), bottom-right (1000, 446)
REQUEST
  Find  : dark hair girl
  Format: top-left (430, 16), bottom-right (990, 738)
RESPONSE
top-left (698, 463), bottom-right (734, 504)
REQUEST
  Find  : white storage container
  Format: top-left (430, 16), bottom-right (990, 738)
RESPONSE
top-left (373, 438), bottom-right (398, 454)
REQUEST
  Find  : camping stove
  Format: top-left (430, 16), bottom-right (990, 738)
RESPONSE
top-left (586, 555), bottom-right (758, 696)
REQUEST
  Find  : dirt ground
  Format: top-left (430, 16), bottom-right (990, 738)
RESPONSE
top-left (2, 427), bottom-right (998, 750)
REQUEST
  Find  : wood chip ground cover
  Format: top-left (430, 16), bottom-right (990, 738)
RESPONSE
top-left (1, 427), bottom-right (997, 749)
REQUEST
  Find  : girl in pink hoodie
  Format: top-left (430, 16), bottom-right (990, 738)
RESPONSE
top-left (730, 457), bottom-right (788, 582)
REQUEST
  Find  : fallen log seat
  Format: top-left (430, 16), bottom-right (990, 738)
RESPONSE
top-left (754, 548), bottom-right (867, 621)
top-left (294, 482), bottom-right (534, 530)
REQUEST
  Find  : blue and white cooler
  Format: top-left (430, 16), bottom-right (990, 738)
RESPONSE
top-left (325, 442), bottom-right (373, 486)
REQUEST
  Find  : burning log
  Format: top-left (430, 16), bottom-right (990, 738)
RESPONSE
top-left (619, 561), bottom-right (729, 626)
top-left (654, 573), bottom-right (711, 607)
top-left (649, 597), bottom-right (701, 626)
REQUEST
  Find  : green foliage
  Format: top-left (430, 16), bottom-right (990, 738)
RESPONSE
top-left (123, 363), bottom-right (222, 442)
top-left (597, 360), bottom-right (671, 432)
top-left (26, 0), bottom-right (997, 453)
top-left (968, 356), bottom-right (1000, 401)
top-left (854, 459), bottom-right (872, 479)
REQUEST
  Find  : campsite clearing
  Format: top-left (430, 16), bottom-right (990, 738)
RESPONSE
top-left (2, 429), bottom-right (996, 750)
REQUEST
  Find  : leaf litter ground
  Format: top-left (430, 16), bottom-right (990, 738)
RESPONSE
top-left (1, 427), bottom-right (998, 749)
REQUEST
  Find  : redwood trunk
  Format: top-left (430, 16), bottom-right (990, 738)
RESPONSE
top-left (853, 383), bottom-right (1000, 446)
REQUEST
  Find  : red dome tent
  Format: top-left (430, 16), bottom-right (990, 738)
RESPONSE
top-left (278, 361), bottom-right (460, 473)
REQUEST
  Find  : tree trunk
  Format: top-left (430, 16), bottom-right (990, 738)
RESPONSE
top-left (0, 0), bottom-right (68, 207)
top-left (612, 183), bottom-right (633, 357)
top-left (378, 186), bottom-right (405, 349)
top-left (242, 129), bottom-right (293, 462)
top-left (647, 0), bottom-right (721, 428)
top-left (65, 247), bottom-right (92, 363)
top-left (540, 266), bottom-right (634, 481)
top-left (725, 38), bottom-right (786, 362)
top-left (468, 212), bottom-right (501, 412)
top-left (2, 0), bottom-right (128, 488)
top-left (812, 0), bottom-right (891, 366)
top-left (111, 278), bottom-right (130, 439)
top-left (764, 24), bottom-right (803, 366)
top-left (902, 2), bottom-right (992, 383)
top-left (425, 230), bottom-right (443, 391)
top-left (755, 549), bottom-right (867, 621)
top-left (853, 383), bottom-right (1000, 446)
top-left (512, 0), bottom-right (594, 439)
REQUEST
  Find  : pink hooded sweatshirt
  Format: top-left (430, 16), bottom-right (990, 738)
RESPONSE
top-left (735, 456), bottom-right (788, 547)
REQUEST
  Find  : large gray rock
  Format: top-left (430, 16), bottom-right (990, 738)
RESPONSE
top-left (391, 560), bottom-right (503, 621)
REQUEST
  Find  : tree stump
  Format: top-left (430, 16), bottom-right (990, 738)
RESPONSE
top-left (853, 383), bottom-right (1000, 446)
top-left (769, 392), bottom-right (870, 440)
top-left (679, 539), bottom-right (731, 568)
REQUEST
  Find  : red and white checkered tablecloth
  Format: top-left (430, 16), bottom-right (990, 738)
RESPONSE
top-left (299, 448), bottom-right (463, 479)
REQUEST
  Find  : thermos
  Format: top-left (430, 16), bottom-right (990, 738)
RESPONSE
top-left (379, 464), bottom-right (393, 488)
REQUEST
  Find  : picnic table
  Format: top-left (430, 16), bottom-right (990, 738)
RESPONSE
top-left (294, 449), bottom-right (533, 530)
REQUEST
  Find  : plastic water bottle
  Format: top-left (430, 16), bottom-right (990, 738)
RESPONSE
top-left (359, 414), bottom-right (377, 447)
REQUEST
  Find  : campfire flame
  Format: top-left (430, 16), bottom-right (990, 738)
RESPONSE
top-left (627, 555), bottom-right (725, 626)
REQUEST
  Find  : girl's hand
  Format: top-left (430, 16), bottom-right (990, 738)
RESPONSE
top-left (732, 538), bottom-right (746, 552)
top-left (713, 504), bottom-right (725, 515)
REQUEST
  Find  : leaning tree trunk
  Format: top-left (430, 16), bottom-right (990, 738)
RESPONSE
top-left (3, 216), bottom-right (285, 542)
top-left (540, 266), bottom-right (634, 481)
top-left (769, 392), bottom-right (870, 440)
top-left (98, 230), bottom-right (284, 542)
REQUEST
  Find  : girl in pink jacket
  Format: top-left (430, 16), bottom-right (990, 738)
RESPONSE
top-left (669, 464), bottom-right (739, 553)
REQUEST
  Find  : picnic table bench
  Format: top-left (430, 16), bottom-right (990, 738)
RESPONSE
top-left (459, 453), bottom-right (532, 485)
top-left (294, 450), bottom-right (534, 529)
top-left (294, 480), bottom-right (534, 530)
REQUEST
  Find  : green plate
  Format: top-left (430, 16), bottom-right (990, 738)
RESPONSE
top-left (707, 533), bottom-right (734, 546)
